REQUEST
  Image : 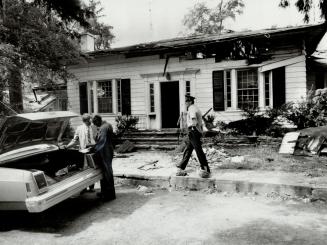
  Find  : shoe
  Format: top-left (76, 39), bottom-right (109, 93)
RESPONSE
top-left (198, 168), bottom-right (211, 178)
top-left (176, 167), bottom-right (187, 176)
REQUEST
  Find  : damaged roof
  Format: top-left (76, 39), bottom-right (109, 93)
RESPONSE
top-left (88, 23), bottom-right (327, 57)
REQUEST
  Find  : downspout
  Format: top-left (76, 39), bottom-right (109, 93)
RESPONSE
top-left (162, 55), bottom-right (170, 77)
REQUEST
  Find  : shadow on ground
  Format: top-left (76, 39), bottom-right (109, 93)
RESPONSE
top-left (208, 219), bottom-right (327, 245)
top-left (0, 186), bottom-right (154, 236)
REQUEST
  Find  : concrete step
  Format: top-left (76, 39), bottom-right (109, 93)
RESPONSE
top-left (120, 137), bottom-right (179, 142)
top-left (115, 144), bottom-right (178, 151)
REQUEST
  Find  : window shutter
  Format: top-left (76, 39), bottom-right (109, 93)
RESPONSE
top-left (212, 71), bottom-right (225, 111)
top-left (79, 82), bottom-right (88, 114)
top-left (121, 79), bottom-right (131, 115)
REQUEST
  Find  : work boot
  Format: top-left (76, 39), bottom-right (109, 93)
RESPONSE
top-left (198, 166), bottom-right (211, 178)
top-left (176, 167), bottom-right (187, 176)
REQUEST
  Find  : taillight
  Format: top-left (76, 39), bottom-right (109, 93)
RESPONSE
top-left (26, 183), bottom-right (31, 192)
top-left (31, 171), bottom-right (48, 193)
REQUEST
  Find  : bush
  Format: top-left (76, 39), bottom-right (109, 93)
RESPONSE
top-left (226, 104), bottom-right (284, 136)
top-left (115, 115), bottom-right (139, 136)
top-left (280, 88), bottom-right (327, 129)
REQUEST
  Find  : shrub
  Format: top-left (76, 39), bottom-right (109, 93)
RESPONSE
top-left (280, 88), bottom-right (327, 129)
top-left (226, 103), bottom-right (284, 136)
top-left (115, 115), bottom-right (139, 136)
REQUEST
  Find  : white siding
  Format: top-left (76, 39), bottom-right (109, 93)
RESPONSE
top-left (68, 51), bottom-right (309, 128)
top-left (285, 61), bottom-right (307, 102)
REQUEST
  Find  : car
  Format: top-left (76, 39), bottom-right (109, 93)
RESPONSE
top-left (0, 111), bottom-right (103, 213)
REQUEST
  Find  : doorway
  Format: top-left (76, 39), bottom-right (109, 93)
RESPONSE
top-left (272, 67), bottom-right (286, 108)
top-left (161, 81), bottom-right (180, 128)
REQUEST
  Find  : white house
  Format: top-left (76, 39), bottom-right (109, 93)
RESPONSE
top-left (67, 23), bottom-right (327, 130)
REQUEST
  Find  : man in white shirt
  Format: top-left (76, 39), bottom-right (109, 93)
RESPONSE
top-left (176, 95), bottom-right (210, 178)
top-left (65, 113), bottom-right (96, 191)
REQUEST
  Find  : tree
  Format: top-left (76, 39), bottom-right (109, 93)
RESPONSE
top-left (0, 0), bottom-right (110, 113)
top-left (279, 0), bottom-right (327, 23)
top-left (183, 0), bottom-right (244, 35)
top-left (86, 0), bottom-right (115, 50)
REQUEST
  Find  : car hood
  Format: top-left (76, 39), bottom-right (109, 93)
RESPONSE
top-left (0, 111), bottom-right (79, 155)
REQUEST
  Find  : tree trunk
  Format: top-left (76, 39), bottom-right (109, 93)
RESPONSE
top-left (8, 63), bottom-right (23, 113)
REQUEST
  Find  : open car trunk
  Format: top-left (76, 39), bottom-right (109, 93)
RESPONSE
top-left (0, 111), bottom-right (103, 212)
top-left (2, 148), bottom-right (86, 184)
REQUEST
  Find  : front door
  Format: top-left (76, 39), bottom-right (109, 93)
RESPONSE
top-left (161, 81), bottom-right (179, 128)
top-left (272, 67), bottom-right (286, 108)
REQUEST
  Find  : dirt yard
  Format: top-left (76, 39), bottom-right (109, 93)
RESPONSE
top-left (171, 143), bottom-right (327, 177)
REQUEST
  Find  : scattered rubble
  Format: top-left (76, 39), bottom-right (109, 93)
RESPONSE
top-left (137, 160), bottom-right (162, 171)
top-left (116, 140), bottom-right (135, 153)
top-left (136, 185), bottom-right (154, 195)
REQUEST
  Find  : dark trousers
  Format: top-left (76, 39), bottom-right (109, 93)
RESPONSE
top-left (177, 129), bottom-right (210, 172)
top-left (98, 151), bottom-right (116, 199)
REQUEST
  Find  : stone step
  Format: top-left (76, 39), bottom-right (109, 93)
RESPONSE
top-left (120, 137), bottom-right (179, 142)
top-left (115, 144), bottom-right (177, 151)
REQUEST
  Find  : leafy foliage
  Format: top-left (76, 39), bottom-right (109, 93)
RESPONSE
top-left (30, 0), bottom-right (94, 28)
top-left (86, 0), bottom-right (114, 50)
top-left (0, 0), bottom-right (86, 112)
top-left (279, 0), bottom-right (327, 23)
top-left (0, 0), bottom-right (113, 112)
top-left (115, 115), bottom-right (139, 136)
top-left (227, 103), bottom-right (285, 136)
top-left (280, 88), bottom-right (327, 129)
top-left (183, 0), bottom-right (244, 35)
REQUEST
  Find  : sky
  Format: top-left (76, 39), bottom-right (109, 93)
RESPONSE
top-left (98, 0), bottom-right (322, 48)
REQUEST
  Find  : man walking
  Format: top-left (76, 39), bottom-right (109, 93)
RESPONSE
top-left (92, 114), bottom-right (116, 201)
top-left (65, 113), bottom-right (96, 191)
top-left (176, 95), bottom-right (210, 178)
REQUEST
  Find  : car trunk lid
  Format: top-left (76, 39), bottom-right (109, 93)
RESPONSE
top-left (0, 111), bottom-right (78, 158)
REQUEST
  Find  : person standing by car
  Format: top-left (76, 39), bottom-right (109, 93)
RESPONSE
top-left (92, 114), bottom-right (116, 201)
top-left (65, 113), bottom-right (96, 192)
top-left (176, 95), bottom-right (211, 178)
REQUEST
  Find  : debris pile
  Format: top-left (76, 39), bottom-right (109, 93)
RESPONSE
top-left (279, 126), bottom-right (327, 156)
top-left (116, 140), bottom-right (135, 153)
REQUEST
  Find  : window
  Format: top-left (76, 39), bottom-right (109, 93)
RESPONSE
top-left (97, 80), bottom-right (113, 113)
top-left (264, 71), bottom-right (270, 107)
top-left (185, 81), bottom-right (191, 96)
top-left (237, 69), bottom-right (258, 109)
top-left (149, 83), bottom-right (155, 113)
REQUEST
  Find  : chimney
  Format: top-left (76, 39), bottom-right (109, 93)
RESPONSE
top-left (80, 32), bottom-right (95, 52)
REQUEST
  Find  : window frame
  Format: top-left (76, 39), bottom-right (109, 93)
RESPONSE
top-left (96, 80), bottom-right (113, 114)
top-left (149, 83), bottom-right (155, 113)
top-left (236, 69), bottom-right (259, 109)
